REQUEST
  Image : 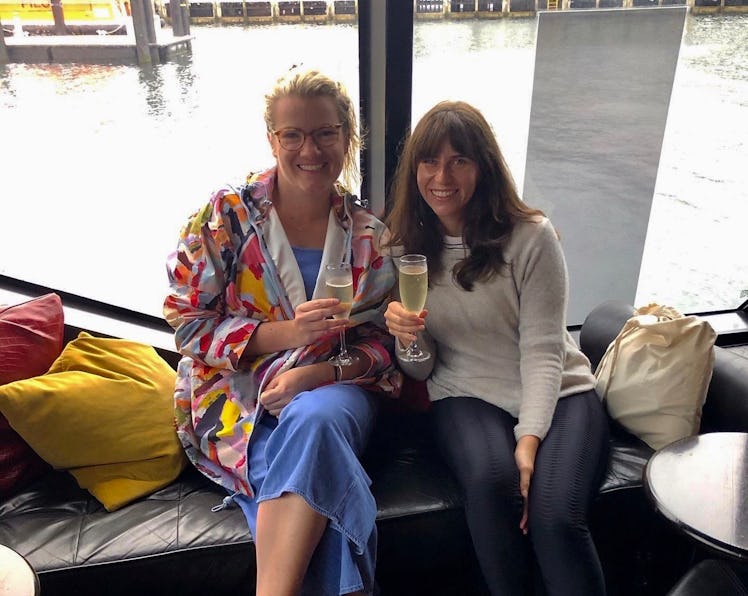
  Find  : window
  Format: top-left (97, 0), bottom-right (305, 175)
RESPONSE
top-left (0, 18), bottom-right (360, 319)
top-left (1, 2), bottom-right (745, 330)
top-left (409, 7), bottom-right (747, 321)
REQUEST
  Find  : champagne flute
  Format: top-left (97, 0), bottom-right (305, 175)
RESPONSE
top-left (398, 254), bottom-right (430, 362)
top-left (325, 262), bottom-right (354, 367)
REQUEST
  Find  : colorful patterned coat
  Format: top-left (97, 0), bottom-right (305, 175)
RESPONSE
top-left (164, 168), bottom-right (401, 497)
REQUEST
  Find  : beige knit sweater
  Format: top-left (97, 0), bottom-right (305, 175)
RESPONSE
top-left (396, 216), bottom-right (597, 441)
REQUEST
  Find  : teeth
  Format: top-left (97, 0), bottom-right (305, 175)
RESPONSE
top-left (432, 190), bottom-right (454, 198)
top-left (298, 164), bottom-right (323, 171)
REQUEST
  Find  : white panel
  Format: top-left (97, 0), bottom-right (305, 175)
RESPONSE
top-left (523, 7), bottom-right (686, 324)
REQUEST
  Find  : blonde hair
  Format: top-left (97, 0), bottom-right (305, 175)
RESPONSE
top-left (264, 68), bottom-right (362, 192)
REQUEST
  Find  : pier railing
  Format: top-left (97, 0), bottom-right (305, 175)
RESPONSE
top-left (156, 0), bottom-right (747, 24)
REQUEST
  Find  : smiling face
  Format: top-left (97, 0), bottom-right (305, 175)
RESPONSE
top-left (416, 140), bottom-right (479, 236)
top-left (268, 95), bottom-right (348, 199)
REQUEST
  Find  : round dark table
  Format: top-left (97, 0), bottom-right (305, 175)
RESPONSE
top-left (644, 432), bottom-right (748, 561)
top-left (0, 543), bottom-right (40, 595)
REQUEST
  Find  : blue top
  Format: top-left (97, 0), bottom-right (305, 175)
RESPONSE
top-left (292, 246), bottom-right (324, 300)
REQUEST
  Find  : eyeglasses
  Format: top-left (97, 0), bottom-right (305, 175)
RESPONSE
top-left (271, 123), bottom-right (344, 151)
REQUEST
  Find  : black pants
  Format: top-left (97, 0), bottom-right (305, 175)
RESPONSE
top-left (431, 390), bottom-right (609, 596)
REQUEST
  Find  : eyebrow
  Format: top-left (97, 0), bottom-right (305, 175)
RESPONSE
top-left (275, 124), bottom-right (339, 132)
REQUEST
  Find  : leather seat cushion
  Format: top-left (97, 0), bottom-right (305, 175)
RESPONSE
top-left (666, 559), bottom-right (748, 596)
top-left (0, 405), bottom-right (651, 596)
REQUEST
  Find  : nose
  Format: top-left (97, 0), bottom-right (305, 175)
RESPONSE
top-left (299, 134), bottom-right (322, 153)
top-left (434, 162), bottom-right (451, 181)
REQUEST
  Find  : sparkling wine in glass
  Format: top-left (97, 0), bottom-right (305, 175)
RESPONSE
top-left (326, 262), bottom-right (354, 367)
top-left (398, 254), bottom-right (430, 362)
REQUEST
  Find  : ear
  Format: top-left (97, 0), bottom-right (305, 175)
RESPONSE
top-left (267, 131), bottom-right (278, 159)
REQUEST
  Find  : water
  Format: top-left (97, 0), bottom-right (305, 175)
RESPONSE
top-left (0, 13), bottom-right (746, 318)
top-left (637, 15), bottom-right (748, 311)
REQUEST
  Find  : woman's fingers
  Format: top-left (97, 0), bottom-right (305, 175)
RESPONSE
top-left (293, 299), bottom-right (349, 343)
top-left (519, 497), bottom-right (529, 535)
top-left (384, 301), bottom-right (425, 335)
top-left (296, 297), bottom-right (340, 313)
top-left (298, 299), bottom-right (342, 322)
top-left (518, 467), bottom-right (531, 535)
top-left (514, 435), bottom-right (540, 535)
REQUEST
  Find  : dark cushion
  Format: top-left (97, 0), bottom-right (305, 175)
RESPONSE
top-left (0, 416), bottom-right (50, 502)
top-left (0, 411), bottom-right (472, 596)
top-left (701, 347), bottom-right (748, 432)
top-left (0, 293), bottom-right (64, 385)
top-left (666, 559), bottom-right (748, 596)
top-left (0, 293), bottom-right (63, 500)
top-left (0, 466), bottom-right (253, 596)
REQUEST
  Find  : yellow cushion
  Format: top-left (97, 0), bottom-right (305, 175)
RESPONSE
top-left (0, 332), bottom-right (187, 511)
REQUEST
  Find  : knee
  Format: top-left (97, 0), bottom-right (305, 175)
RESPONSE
top-left (529, 506), bottom-right (587, 544)
top-left (461, 464), bottom-right (520, 506)
top-left (281, 391), bottom-right (339, 432)
top-left (279, 385), bottom-right (370, 439)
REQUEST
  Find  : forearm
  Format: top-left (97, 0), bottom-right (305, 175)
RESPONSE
top-left (242, 319), bottom-right (299, 359)
top-left (294, 348), bottom-right (374, 388)
top-left (171, 313), bottom-right (258, 370)
top-left (339, 347), bottom-right (374, 381)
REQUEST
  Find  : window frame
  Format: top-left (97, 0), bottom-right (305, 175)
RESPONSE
top-left (1, 2), bottom-right (746, 348)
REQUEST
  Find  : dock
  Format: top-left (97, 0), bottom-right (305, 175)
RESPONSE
top-left (2, 31), bottom-right (192, 63)
top-left (1, 0), bottom-right (193, 64)
top-left (2, 0), bottom-right (746, 65)
top-left (165, 0), bottom-right (747, 25)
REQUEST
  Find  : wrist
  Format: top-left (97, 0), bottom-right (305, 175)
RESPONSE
top-left (320, 361), bottom-right (342, 385)
top-left (330, 361), bottom-right (343, 383)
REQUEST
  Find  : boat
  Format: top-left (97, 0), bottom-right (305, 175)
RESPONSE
top-left (0, 0), bottom-right (130, 35)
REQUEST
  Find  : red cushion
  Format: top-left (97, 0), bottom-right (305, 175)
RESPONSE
top-left (402, 376), bottom-right (431, 412)
top-left (0, 293), bottom-right (63, 499)
top-left (0, 293), bottom-right (64, 385)
top-left (0, 416), bottom-right (50, 499)
top-left (381, 374), bottom-right (432, 415)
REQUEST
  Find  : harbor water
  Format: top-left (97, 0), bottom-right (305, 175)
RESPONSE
top-left (0, 13), bottom-right (746, 317)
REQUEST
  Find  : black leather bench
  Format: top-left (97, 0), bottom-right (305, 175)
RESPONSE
top-left (1, 300), bottom-right (746, 596)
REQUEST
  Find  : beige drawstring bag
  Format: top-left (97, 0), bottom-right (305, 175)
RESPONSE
top-left (594, 303), bottom-right (717, 450)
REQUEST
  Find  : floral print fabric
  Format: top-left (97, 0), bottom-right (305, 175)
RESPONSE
top-left (164, 167), bottom-right (400, 496)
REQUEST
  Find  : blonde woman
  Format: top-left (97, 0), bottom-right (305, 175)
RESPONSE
top-left (164, 68), bottom-right (400, 596)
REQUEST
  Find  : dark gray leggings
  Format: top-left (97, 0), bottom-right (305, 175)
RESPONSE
top-left (430, 390), bottom-right (609, 596)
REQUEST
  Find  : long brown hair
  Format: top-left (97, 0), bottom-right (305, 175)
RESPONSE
top-left (385, 100), bottom-right (543, 290)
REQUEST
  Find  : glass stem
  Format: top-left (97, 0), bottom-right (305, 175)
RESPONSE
top-left (339, 329), bottom-right (348, 358)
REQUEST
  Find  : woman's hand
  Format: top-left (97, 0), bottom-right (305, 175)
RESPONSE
top-left (259, 364), bottom-right (329, 417)
top-left (384, 300), bottom-right (426, 348)
top-left (241, 298), bottom-right (349, 362)
top-left (514, 434), bottom-right (541, 535)
top-left (293, 298), bottom-right (348, 345)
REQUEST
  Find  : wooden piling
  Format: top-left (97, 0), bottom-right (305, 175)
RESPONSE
top-left (180, 1), bottom-right (191, 33)
top-left (130, 0), bottom-right (155, 64)
top-left (142, 0), bottom-right (161, 63)
top-left (51, 0), bottom-right (68, 34)
top-left (0, 20), bottom-right (8, 64)
top-left (170, 0), bottom-right (187, 35)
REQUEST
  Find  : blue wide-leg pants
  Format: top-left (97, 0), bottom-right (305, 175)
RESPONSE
top-left (235, 383), bottom-right (378, 596)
